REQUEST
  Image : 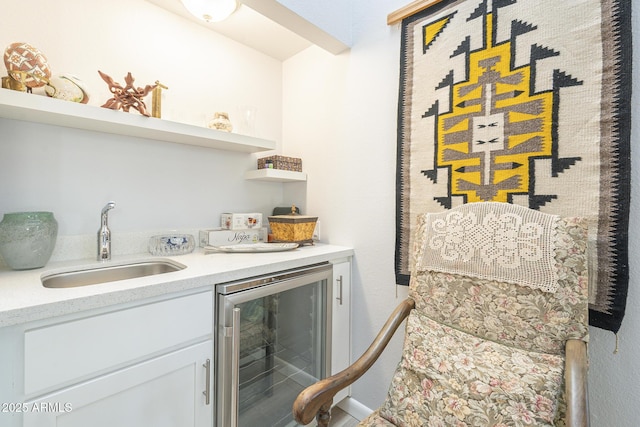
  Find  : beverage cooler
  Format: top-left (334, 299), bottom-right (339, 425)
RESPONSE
top-left (215, 263), bottom-right (333, 427)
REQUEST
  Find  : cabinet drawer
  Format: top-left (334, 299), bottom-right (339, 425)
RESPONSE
top-left (24, 291), bottom-right (213, 395)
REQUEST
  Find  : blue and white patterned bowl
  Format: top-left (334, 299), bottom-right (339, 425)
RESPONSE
top-left (148, 234), bottom-right (195, 256)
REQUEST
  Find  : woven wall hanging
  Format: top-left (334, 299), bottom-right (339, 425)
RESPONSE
top-left (394, 0), bottom-right (631, 333)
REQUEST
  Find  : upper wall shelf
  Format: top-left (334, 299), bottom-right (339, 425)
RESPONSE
top-left (0, 89), bottom-right (276, 153)
top-left (245, 168), bottom-right (307, 182)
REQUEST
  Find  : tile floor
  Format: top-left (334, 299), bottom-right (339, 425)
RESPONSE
top-left (324, 406), bottom-right (359, 427)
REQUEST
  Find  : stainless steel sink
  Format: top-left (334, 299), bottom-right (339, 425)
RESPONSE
top-left (42, 260), bottom-right (186, 288)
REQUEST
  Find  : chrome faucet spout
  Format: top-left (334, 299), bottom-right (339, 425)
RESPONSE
top-left (98, 201), bottom-right (116, 261)
top-left (101, 201), bottom-right (116, 217)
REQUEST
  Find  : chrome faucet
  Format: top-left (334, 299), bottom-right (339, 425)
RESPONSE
top-left (98, 201), bottom-right (116, 261)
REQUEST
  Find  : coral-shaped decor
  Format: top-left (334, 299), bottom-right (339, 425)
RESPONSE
top-left (98, 71), bottom-right (156, 116)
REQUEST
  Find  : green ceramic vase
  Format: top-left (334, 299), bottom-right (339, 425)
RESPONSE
top-left (0, 212), bottom-right (58, 270)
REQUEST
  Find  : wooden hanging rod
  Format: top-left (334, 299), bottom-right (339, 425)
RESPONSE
top-left (387, 0), bottom-right (448, 26)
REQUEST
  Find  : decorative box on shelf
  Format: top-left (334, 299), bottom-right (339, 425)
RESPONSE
top-left (257, 155), bottom-right (302, 172)
top-left (268, 205), bottom-right (317, 245)
top-left (220, 213), bottom-right (263, 230)
top-left (199, 227), bottom-right (267, 247)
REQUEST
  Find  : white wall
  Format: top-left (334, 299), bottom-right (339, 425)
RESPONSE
top-left (283, 0), bottom-right (412, 412)
top-left (283, 1), bottom-right (640, 425)
top-left (0, 0), bottom-right (285, 245)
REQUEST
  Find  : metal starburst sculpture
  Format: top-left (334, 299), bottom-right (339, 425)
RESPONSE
top-left (98, 71), bottom-right (157, 116)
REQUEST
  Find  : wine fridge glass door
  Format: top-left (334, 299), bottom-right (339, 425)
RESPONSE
top-left (216, 265), bottom-right (332, 427)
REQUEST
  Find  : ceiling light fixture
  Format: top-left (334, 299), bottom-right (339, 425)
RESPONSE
top-left (180, 0), bottom-right (238, 23)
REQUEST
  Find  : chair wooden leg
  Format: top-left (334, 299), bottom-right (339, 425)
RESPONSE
top-left (316, 400), bottom-right (333, 427)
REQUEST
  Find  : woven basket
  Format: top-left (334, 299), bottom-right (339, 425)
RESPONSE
top-left (257, 155), bottom-right (302, 172)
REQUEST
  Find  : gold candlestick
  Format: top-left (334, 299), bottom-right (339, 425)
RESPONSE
top-left (152, 80), bottom-right (168, 118)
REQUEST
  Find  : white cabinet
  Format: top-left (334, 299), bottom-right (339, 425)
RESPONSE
top-left (331, 259), bottom-right (351, 404)
top-left (23, 341), bottom-right (212, 427)
top-left (23, 291), bottom-right (213, 395)
top-left (0, 289), bottom-right (214, 427)
top-left (0, 255), bottom-right (355, 427)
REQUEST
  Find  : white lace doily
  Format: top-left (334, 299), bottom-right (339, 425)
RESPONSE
top-left (417, 203), bottom-right (560, 293)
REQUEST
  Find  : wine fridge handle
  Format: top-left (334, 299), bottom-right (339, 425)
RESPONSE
top-left (231, 307), bottom-right (241, 427)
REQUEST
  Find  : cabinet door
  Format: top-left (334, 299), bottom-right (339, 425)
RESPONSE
top-left (23, 341), bottom-right (212, 427)
top-left (331, 260), bottom-right (351, 403)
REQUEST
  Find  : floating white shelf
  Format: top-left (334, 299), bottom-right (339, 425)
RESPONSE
top-left (244, 169), bottom-right (307, 182)
top-left (0, 89), bottom-right (276, 153)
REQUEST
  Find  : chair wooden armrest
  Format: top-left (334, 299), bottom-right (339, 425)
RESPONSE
top-left (292, 298), bottom-right (415, 426)
top-left (565, 339), bottom-right (589, 427)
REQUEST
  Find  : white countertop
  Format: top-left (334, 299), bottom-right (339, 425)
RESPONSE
top-left (0, 243), bottom-right (353, 328)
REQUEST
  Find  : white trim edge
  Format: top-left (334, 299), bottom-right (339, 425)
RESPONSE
top-left (336, 396), bottom-right (374, 421)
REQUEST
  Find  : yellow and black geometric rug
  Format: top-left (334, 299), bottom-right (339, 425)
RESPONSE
top-left (395, 0), bottom-right (631, 333)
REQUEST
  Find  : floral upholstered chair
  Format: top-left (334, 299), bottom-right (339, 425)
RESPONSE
top-left (293, 202), bottom-right (589, 427)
